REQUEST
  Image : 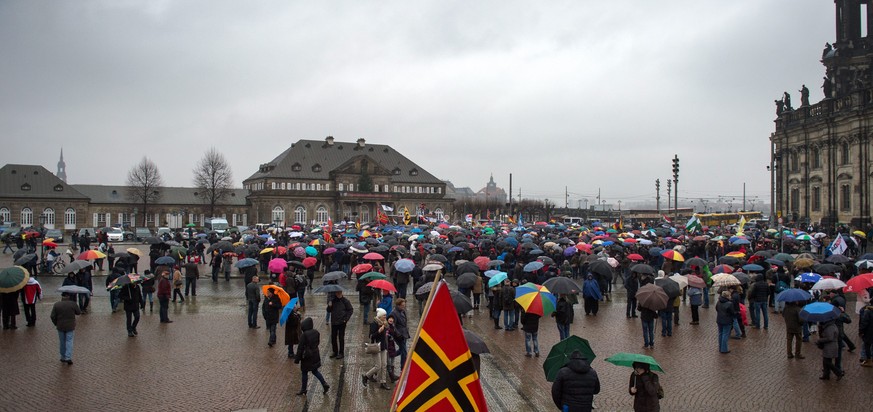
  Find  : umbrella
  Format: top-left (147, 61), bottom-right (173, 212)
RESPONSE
top-left (268, 258), bottom-right (288, 273)
top-left (155, 256), bottom-right (176, 265)
top-left (422, 263), bottom-right (444, 272)
top-left (846, 273), bottom-right (873, 292)
top-left (853, 230), bottom-right (866, 237)
top-left (712, 264), bottom-right (734, 274)
top-left (855, 260), bottom-right (873, 269)
top-left (415, 282), bottom-right (434, 300)
top-left (825, 254), bottom-right (850, 264)
top-left (776, 288), bottom-right (813, 302)
top-left (57, 285), bottom-right (91, 295)
top-left (487, 260), bottom-right (505, 268)
top-left (765, 259), bottom-right (785, 267)
top-left (794, 258), bottom-right (816, 269)
top-left (538, 256), bottom-right (556, 266)
top-left (813, 263), bottom-right (841, 275)
top-left (456, 273), bottom-right (479, 289)
top-left (654, 278), bottom-right (681, 300)
top-left (169, 246), bottom-right (188, 259)
top-left (463, 329), bottom-right (489, 354)
top-left (235, 258), bottom-right (258, 268)
top-left (323, 247), bottom-right (337, 255)
top-left (712, 274), bottom-right (741, 287)
top-left (773, 253), bottom-right (795, 262)
top-left (260, 248), bottom-right (275, 255)
top-left (143, 236), bottom-right (162, 244)
top-left (394, 259), bottom-right (415, 273)
top-left (14, 254), bottom-right (37, 266)
top-left (684, 257), bottom-right (708, 268)
top-left (209, 241), bottom-right (233, 252)
top-left (293, 247), bottom-right (307, 258)
top-left (358, 271), bottom-right (387, 281)
top-left (542, 277), bottom-right (582, 295)
top-left (77, 250), bottom-right (106, 260)
top-left (742, 264), bottom-right (765, 272)
top-left (352, 264), bottom-right (373, 274)
top-left (450, 290), bottom-right (474, 314)
top-left (636, 284), bottom-right (669, 311)
top-left (812, 278), bottom-right (847, 291)
top-left (630, 264), bottom-right (654, 275)
top-left (107, 273), bottom-right (153, 290)
top-left (279, 297), bottom-right (301, 326)
top-left (304, 246), bottom-right (317, 256)
top-left (364, 252), bottom-right (384, 261)
top-left (661, 250), bottom-right (684, 262)
top-left (61, 260), bottom-right (93, 274)
top-left (627, 253), bottom-right (644, 261)
top-left (515, 283), bottom-right (557, 316)
top-left (126, 248), bottom-right (143, 257)
top-left (262, 285), bottom-right (291, 306)
top-left (719, 256), bottom-right (740, 266)
top-left (42, 240), bottom-right (58, 248)
top-left (800, 302), bottom-right (841, 322)
top-left (367, 279), bottom-right (397, 293)
top-left (588, 260), bottom-right (613, 280)
top-left (456, 262), bottom-right (480, 276)
top-left (543, 335), bottom-right (597, 382)
top-left (302, 257), bottom-right (318, 268)
top-left (313, 284), bottom-right (345, 294)
top-left (0, 266), bottom-right (30, 293)
top-left (474, 256), bottom-right (491, 271)
top-left (487, 272), bottom-right (508, 288)
top-left (322, 271), bottom-right (346, 282)
top-left (523, 261), bottom-right (544, 272)
top-left (686, 274), bottom-right (706, 289)
top-left (605, 352), bottom-right (665, 373)
top-left (668, 274), bottom-right (688, 289)
top-left (796, 272), bottom-right (822, 283)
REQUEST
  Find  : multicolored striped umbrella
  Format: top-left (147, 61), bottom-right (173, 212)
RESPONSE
top-left (77, 250), bottom-right (106, 260)
top-left (514, 283), bottom-right (557, 316)
top-left (0, 266), bottom-right (30, 293)
top-left (661, 250), bottom-right (684, 262)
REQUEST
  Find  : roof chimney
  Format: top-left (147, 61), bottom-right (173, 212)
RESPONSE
top-left (325, 136), bottom-right (334, 146)
top-left (357, 138), bottom-right (366, 148)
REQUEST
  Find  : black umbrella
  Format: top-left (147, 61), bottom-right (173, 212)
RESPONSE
top-left (684, 257), bottom-right (708, 268)
top-left (15, 254), bottom-right (37, 266)
top-left (163, 240), bottom-right (181, 247)
top-left (313, 284), bottom-right (345, 293)
top-left (719, 256), bottom-right (740, 265)
top-left (487, 260), bottom-right (505, 268)
top-left (631, 264), bottom-right (654, 275)
top-left (648, 247), bottom-right (664, 257)
top-left (322, 271), bottom-right (346, 282)
top-left (144, 237), bottom-right (162, 244)
top-left (813, 263), bottom-right (842, 274)
top-left (463, 329), bottom-right (489, 354)
top-left (450, 290), bottom-right (473, 314)
top-left (542, 277), bottom-right (582, 295)
top-left (456, 261), bottom-right (480, 276)
top-left (588, 260), bottom-right (613, 279)
top-left (654, 277), bottom-right (681, 300)
top-left (428, 254), bottom-right (447, 263)
top-left (415, 282), bottom-right (434, 300)
top-left (825, 254), bottom-right (850, 264)
top-left (12, 249), bottom-right (27, 260)
top-left (155, 256), bottom-right (176, 265)
top-left (208, 240), bottom-right (233, 253)
top-left (61, 260), bottom-right (92, 274)
top-left (537, 256), bottom-right (556, 266)
top-left (456, 273), bottom-right (479, 289)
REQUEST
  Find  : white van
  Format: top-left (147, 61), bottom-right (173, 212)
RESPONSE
top-left (204, 217), bottom-right (229, 234)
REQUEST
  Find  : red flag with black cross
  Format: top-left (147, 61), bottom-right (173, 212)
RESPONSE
top-left (390, 280), bottom-right (488, 412)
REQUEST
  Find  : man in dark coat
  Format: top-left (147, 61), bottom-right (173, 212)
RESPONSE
top-left (50, 293), bottom-right (81, 364)
top-left (328, 290), bottom-right (353, 359)
top-left (119, 282), bottom-right (143, 337)
top-left (554, 294), bottom-right (574, 340)
top-left (295, 317), bottom-right (329, 395)
top-left (551, 350), bottom-right (600, 412)
top-left (184, 260), bottom-right (199, 297)
top-left (782, 302), bottom-right (804, 359)
top-left (262, 287), bottom-right (282, 347)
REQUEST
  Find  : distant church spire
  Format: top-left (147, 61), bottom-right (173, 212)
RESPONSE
top-left (57, 148), bottom-right (67, 182)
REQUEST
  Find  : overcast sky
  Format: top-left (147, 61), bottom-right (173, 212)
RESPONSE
top-left (0, 0), bottom-right (835, 211)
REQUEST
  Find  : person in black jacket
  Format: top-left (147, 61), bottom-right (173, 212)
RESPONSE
top-left (262, 287), bottom-right (282, 347)
top-left (749, 275), bottom-right (770, 329)
top-left (716, 291), bottom-right (736, 354)
top-left (553, 294), bottom-right (574, 340)
top-left (294, 317), bottom-right (329, 395)
top-left (522, 310), bottom-right (541, 357)
top-left (119, 282), bottom-right (143, 337)
top-left (328, 290), bottom-right (353, 359)
top-left (551, 350), bottom-right (600, 412)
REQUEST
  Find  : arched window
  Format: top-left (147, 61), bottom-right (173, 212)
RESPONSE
top-left (316, 206), bottom-right (328, 224)
top-left (43, 208), bottom-right (55, 226)
top-left (294, 206), bottom-right (307, 224)
top-left (434, 207), bottom-right (445, 221)
top-left (64, 208), bottom-right (76, 226)
top-left (21, 207), bottom-right (33, 226)
top-left (272, 206), bottom-right (285, 224)
top-left (0, 207), bottom-right (10, 224)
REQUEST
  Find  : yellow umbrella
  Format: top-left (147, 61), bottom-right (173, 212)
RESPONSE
top-left (42, 238), bottom-right (55, 243)
top-left (233, 241), bottom-right (244, 246)
top-left (126, 248), bottom-right (143, 257)
top-left (853, 230), bottom-right (866, 237)
top-left (727, 251), bottom-right (745, 258)
top-left (260, 248), bottom-right (275, 255)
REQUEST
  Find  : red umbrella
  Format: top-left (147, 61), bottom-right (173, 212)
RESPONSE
top-left (661, 250), bottom-right (684, 262)
top-left (367, 279), bottom-right (397, 293)
top-left (42, 241), bottom-right (58, 248)
top-left (627, 253), bottom-right (644, 261)
top-left (352, 263), bottom-right (373, 274)
top-left (623, 238), bottom-right (637, 244)
top-left (845, 273), bottom-right (873, 293)
top-left (363, 252), bottom-right (384, 260)
top-left (302, 257), bottom-right (318, 268)
top-left (276, 246), bottom-right (288, 256)
top-left (78, 250), bottom-right (106, 260)
top-left (474, 256), bottom-right (491, 271)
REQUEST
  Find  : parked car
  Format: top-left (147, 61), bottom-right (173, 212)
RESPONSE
top-left (77, 228), bottom-right (98, 242)
top-left (156, 227), bottom-right (172, 239)
top-left (134, 227), bottom-right (153, 242)
top-left (45, 229), bottom-right (64, 243)
top-left (106, 227), bottom-right (125, 242)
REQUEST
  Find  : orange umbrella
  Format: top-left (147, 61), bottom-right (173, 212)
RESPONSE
top-left (42, 241), bottom-right (58, 248)
top-left (262, 285), bottom-right (291, 306)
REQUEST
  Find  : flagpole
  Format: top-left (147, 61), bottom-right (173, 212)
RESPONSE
top-left (389, 269), bottom-right (444, 411)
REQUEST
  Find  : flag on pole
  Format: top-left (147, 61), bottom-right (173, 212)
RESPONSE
top-left (662, 215), bottom-right (672, 224)
top-left (382, 204), bottom-right (394, 212)
top-left (829, 235), bottom-right (847, 255)
top-left (685, 215), bottom-right (702, 233)
top-left (390, 280), bottom-right (487, 412)
top-left (377, 205), bottom-right (389, 225)
top-left (736, 216), bottom-right (746, 236)
top-left (403, 207), bottom-right (411, 225)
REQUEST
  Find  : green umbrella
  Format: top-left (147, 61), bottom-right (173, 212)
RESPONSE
top-left (185, 223), bottom-right (197, 227)
top-left (604, 352), bottom-right (665, 373)
top-left (542, 335), bottom-right (596, 382)
top-left (358, 271), bottom-right (387, 281)
top-left (773, 253), bottom-right (794, 262)
top-left (0, 266), bottom-right (30, 293)
top-left (170, 246), bottom-right (188, 259)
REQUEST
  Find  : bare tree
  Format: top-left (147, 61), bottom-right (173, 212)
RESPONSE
top-left (126, 157), bottom-right (163, 227)
top-left (192, 147), bottom-right (234, 218)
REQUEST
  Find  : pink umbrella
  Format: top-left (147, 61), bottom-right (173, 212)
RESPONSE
top-left (363, 252), bottom-right (384, 260)
top-left (323, 247), bottom-right (337, 255)
top-left (293, 247), bottom-right (306, 258)
top-left (268, 258), bottom-right (288, 273)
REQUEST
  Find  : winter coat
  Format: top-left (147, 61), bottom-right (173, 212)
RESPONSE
top-left (817, 321), bottom-right (840, 358)
top-left (639, 307), bottom-right (657, 322)
top-left (369, 319), bottom-right (389, 351)
top-left (551, 352), bottom-right (600, 412)
top-left (377, 294), bottom-right (393, 316)
top-left (184, 262), bottom-right (199, 278)
top-left (782, 303), bottom-right (803, 334)
top-left (390, 308), bottom-right (410, 340)
top-left (245, 282), bottom-right (261, 302)
top-left (555, 298), bottom-right (574, 325)
top-left (716, 296), bottom-right (735, 325)
top-left (629, 371), bottom-right (661, 412)
top-left (749, 279), bottom-right (769, 303)
top-left (501, 285), bottom-right (516, 311)
top-left (284, 310), bottom-right (302, 346)
top-left (521, 312), bottom-right (541, 334)
top-left (0, 292), bottom-right (20, 316)
top-left (860, 305), bottom-right (873, 342)
top-left (120, 284), bottom-right (143, 312)
top-left (687, 287), bottom-right (703, 306)
top-left (328, 296), bottom-right (354, 326)
top-left (21, 281), bottom-right (42, 305)
top-left (472, 275), bottom-right (483, 294)
top-left (157, 277), bottom-right (171, 298)
top-left (262, 294), bottom-right (282, 326)
top-left (50, 298), bottom-right (81, 332)
top-left (295, 318), bottom-right (322, 372)
top-left (582, 279), bottom-right (602, 300)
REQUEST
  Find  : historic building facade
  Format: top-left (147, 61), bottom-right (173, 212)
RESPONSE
top-left (243, 137), bottom-right (453, 226)
top-left (772, 0), bottom-right (873, 228)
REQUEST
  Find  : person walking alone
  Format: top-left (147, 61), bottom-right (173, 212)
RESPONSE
top-left (263, 286), bottom-right (281, 347)
top-left (294, 317), bottom-right (330, 396)
top-left (246, 276), bottom-right (261, 329)
top-left (21, 277), bottom-right (41, 327)
top-left (328, 290), bottom-right (353, 359)
top-left (157, 270), bottom-right (172, 323)
top-left (50, 293), bottom-right (81, 365)
top-left (120, 282), bottom-right (143, 337)
top-left (716, 291), bottom-right (735, 354)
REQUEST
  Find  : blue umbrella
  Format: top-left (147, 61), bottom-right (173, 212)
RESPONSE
top-left (259, 234), bottom-right (271, 239)
top-left (487, 272), bottom-right (508, 288)
top-left (343, 233), bottom-right (357, 238)
top-left (504, 237), bottom-right (519, 247)
top-left (155, 256), bottom-right (176, 265)
top-left (648, 247), bottom-right (664, 257)
top-left (524, 261), bottom-right (544, 272)
top-left (731, 238), bottom-right (751, 245)
top-left (742, 264), bottom-right (764, 272)
top-left (235, 258), bottom-right (258, 268)
top-left (484, 269), bottom-right (502, 278)
top-left (765, 258), bottom-right (785, 267)
top-left (776, 288), bottom-right (813, 303)
top-left (800, 302), bottom-right (840, 322)
top-left (394, 259), bottom-right (415, 273)
top-left (529, 249), bottom-right (545, 255)
top-left (796, 272), bottom-right (822, 283)
top-left (279, 297), bottom-right (300, 326)
top-left (411, 228), bottom-right (422, 234)
top-left (448, 246), bottom-right (464, 253)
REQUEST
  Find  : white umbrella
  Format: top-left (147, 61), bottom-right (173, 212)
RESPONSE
top-left (669, 274), bottom-right (689, 289)
top-left (712, 274), bottom-right (740, 287)
top-left (811, 278), bottom-right (847, 291)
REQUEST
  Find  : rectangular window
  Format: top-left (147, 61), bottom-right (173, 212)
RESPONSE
top-left (96, 213), bottom-right (106, 225)
top-left (349, 183), bottom-right (354, 192)
top-left (374, 185), bottom-right (379, 192)
top-left (812, 187), bottom-right (821, 211)
top-left (384, 184), bottom-right (388, 192)
top-left (338, 183), bottom-right (344, 191)
top-left (841, 184), bottom-right (851, 210)
top-left (790, 188), bottom-right (800, 212)
top-left (281, 182), bottom-right (286, 190)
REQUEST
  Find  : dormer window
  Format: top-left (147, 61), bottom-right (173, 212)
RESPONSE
top-left (312, 164), bottom-right (322, 172)
top-left (409, 168), bottom-right (419, 176)
top-left (54, 184), bottom-right (64, 192)
top-left (292, 163), bottom-right (302, 172)
top-left (392, 168), bottom-right (401, 175)
top-left (21, 183), bottom-right (31, 191)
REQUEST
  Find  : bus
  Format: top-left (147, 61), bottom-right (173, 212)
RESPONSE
top-left (695, 212), bottom-right (763, 228)
top-left (204, 217), bottom-right (229, 234)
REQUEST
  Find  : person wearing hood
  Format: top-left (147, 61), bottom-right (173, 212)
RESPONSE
top-left (294, 317), bottom-right (330, 395)
top-left (817, 318), bottom-right (845, 380)
top-left (21, 277), bottom-right (42, 327)
top-left (628, 361), bottom-right (661, 412)
top-left (551, 350), bottom-right (600, 412)
top-left (716, 291), bottom-right (735, 354)
top-left (582, 274), bottom-right (602, 316)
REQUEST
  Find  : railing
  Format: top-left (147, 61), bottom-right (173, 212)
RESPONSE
top-left (776, 89), bottom-right (872, 131)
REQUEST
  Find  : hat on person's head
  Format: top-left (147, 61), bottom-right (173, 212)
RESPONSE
top-left (569, 350), bottom-right (587, 360)
top-left (376, 308), bottom-right (387, 318)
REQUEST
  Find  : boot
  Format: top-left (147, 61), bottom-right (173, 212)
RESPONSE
top-left (493, 318), bottom-right (502, 330)
top-left (149, 302), bottom-right (154, 312)
top-left (388, 365), bottom-right (399, 382)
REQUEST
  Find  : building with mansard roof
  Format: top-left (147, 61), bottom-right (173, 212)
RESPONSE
top-left (771, 1), bottom-right (873, 228)
top-left (243, 137), bottom-right (453, 225)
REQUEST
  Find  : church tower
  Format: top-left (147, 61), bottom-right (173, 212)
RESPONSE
top-left (57, 148), bottom-right (67, 182)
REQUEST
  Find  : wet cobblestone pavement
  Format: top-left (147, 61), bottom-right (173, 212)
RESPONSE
top-left (0, 250), bottom-right (869, 411)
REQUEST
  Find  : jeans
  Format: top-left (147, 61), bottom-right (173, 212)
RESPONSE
top-left (732, 318), bottom-right (743, 337)
top-left (626, 297), bottom-right (637, 317)
top-left (803, 322), bottom-right (811, 341)
top-left (330, 323), bottom-right (347, 355)
top-left (247, 300), bottom-right (259, 327)
top-left (297, 289), bottom-right (305, 308)
top-left (557, 323), bottom-right (570, 341)
top-left (396, 337), bottom-right (408, 369)
top-left (703, 287), bottom-right (710, 306)
top-left (641, 319), bottom-right (655, 347)
top-left (58, 330), bottom-right (74, 360)
top-left (525, 332), bottom-right (540, 354)
top-left (659, 310), bottom-right (673, 336)
top-left (125, 309), bottom-right (140, 332)
top-left (185, 278), bottom-right (197, 296)
top-left (361, 302), bottom-right (371, 325)
top-left (752, 301), bottom-right (768, 328)
top-left (774, 292), bottom-right (785, 312)
top-left (268, 323), bottom-right (277, 345)
top-left (109, 290), bottom-right (120, 311)
top-left (718, 324), bottom-right (731, 353)
top-left (158, 297), bottom-right (169, 322)
top-left (504, 309), bottom-right (516, 329)
top-left (301, 368), bottom-right (328, 392)
top-left (142, 291), bottom-right (154, 304)
top-left (77, 293), bottom-right (90, 312)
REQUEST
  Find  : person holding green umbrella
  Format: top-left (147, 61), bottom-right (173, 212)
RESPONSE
top-left (629, 361), bottom-right (662, 411)
top-left (550, 350), bottom-right (600, 412)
